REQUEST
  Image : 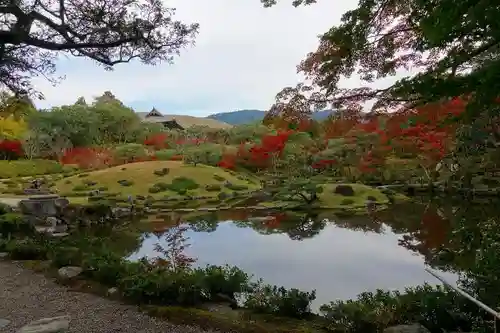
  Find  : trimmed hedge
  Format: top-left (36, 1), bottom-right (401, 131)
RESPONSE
top-left (0, 160), bottom-right (73, 178)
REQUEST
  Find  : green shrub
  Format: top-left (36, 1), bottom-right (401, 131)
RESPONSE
top-left (155, 149), bottom-right (177, 161)
top-left (167, 177), bottom-right (199, 193)
top-left (72, 185), bottom-right (88, 191)
top-left (213, 174), bottom-right (225, 182)
top-left (50, 246), bottom-right (82, 268)
top-left (225, 183), bottom-right (248, 191)
top-left (0, 160), bottom-right (65, 178)
top-left (117, 179), bottom-right (134, 187)
top-left (217, 192), bottom-right (228, 201)
top-left (149, 181), bottom-right (171, 194)
top-left (197, 265), bottom-right (250, 300)
top-left (98, 186), bottom-right (109, 191)
top-left (6, 239), bottom-right (48, 260)
top-left (83, 179), bottom-right (97, 186)
top-left (153, 168), bottom-right (170, 176)
top-left (205, 184), bottom-right (221, 192)
top-left (114, 143), bottom-right (148, 163)
top-left (0, 213), bottom-right (33, 237)
top-left (64, 180), bottom-right (72, 184)
top-left (0, 203), bottom-right (12, 215)
top-left (245, 284), bottom-right (316, 319)
top-left (78, 173), bottom-right (89, 178)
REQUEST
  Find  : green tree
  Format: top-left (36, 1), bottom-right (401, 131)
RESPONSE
top-left (1, 0), bottom-right (199, 97)
top-left (91, 92), bottom-right (141, 144)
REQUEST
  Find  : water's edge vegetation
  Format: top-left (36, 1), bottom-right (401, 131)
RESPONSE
top-left (1, 195), bottom-right (499, 333)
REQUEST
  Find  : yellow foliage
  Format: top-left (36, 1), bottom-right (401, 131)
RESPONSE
top-left (0, 116), bottom-right (27, 140)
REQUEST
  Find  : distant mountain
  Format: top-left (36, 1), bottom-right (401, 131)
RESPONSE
top-left (207, 109), bottom-right (335, 125)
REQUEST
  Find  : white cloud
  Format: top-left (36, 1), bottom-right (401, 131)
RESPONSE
top-left (33, 0), bottom-right (358, 116)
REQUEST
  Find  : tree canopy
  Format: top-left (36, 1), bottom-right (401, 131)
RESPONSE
top-left (0, 0), bottom-right (199, 97)
top-left (262, 0), bottom-right (500, 123)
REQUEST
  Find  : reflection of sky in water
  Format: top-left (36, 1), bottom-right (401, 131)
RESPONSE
top-left (128, 220), bottom-right (457, 310)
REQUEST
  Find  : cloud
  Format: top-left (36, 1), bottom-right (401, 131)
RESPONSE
top-left (33, 0), bottom-right (357, 116)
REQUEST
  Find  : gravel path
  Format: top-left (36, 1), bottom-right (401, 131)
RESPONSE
top-left (0, 261), bottom-right (220, 333)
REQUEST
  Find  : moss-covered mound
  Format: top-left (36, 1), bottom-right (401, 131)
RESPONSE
top-left (53, 161), bottom-right (260, 198)
top-left (259, 183), bottom-right (391, 210)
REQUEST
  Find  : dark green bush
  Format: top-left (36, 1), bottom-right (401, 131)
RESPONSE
top-left (98, 186), bottom-right (109, 191)
top-left (167, 177), bottom-right (199, 193)
top-left (50, 246), bottom-right (82, 268)
top-left (78, 173), bottom-right (89, 178)
top-left (197, 265), bottom-right (250, 300)
top-left (83, 179), bottom-right (97, 186)
top-left (6, 239), bottom-right (48, 260)
top-left (149, 182), bottom-right (170, 194)
top-left (217, 192), bottom-right (228, 201)
top-left (0, 202), bottom-right (12, 215)
top-left (64, 180), bottom-right (72, 184)
top-left (117, 179), bottom-right (134, 187)
top-left (225, 183), bottom-right (248, 191)
top-left (0, 213), bottom-right (34, 238)
top-left (334, 185), bottom-right (355, 196)
top-left (245, 284), bottom-right (316, 319)
top-left (153, 168), bottom-right (170, 176)
top-left (205, 184), bottom-right (221, 192)
top-left (114, 144), bottom-right (148, 163)
top-left (148, 186), bottom-right (162, 194)
top-left (213, 174), bottom-right (225, 182)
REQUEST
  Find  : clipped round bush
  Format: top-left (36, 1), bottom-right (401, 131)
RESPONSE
top-left (217, 192), bottom-right (228, 201)
top-left (205, 184), bottom-right (221, 192)
top-left (114, 143), bottom-right (148, 163)
top-left (213, 174), bottom-right (225, 182)
top-left (153, 168), bottom-right (170, 176)
top-left (6, 239), bottom-right (47, 260)
top-left (168, 177), bottom-right (199, 193)
top-left (83, 179), bottom-right (97, 186)
top-left (225, 183), bottom-right (248, 191)
top-left (334, 185), bottom-right (355, 196)
top-left (117, 179), bottom-right (134, 187)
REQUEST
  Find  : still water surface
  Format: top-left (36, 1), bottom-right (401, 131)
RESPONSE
top-left (128, 199), bottom-right (466, 308)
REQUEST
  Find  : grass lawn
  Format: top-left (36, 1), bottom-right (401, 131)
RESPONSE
top-left (53, 161), bottom-right (260, 198)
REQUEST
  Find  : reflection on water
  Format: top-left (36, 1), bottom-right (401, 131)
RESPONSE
top-left (128, 199), bottom-right (483, 309)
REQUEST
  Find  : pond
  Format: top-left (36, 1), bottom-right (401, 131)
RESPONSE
top-left (127, 196), bottom-right (495, 310)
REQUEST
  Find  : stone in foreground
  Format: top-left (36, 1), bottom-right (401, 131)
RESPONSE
top-left (57, 266), bottom-right (82, 279)
top-left (384, 324), bottom-right (431, 333)
top-left (17, 316), bottom-right (70, 333)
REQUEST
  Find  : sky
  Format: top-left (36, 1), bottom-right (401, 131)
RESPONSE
top-left (32, 0), bottom-right (359, 117)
